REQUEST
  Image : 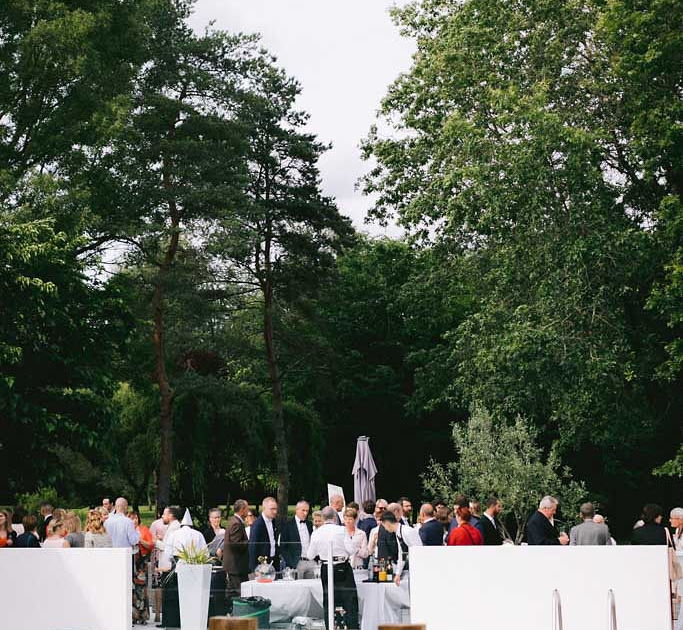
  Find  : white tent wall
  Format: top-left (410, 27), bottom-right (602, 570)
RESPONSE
top-left (409, 546), bottom-right (672, 630)
top-left (1, 548), bottom-right (131, 630)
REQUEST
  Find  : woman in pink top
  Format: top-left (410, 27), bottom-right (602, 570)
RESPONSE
top-left (42, 519), bottom-right (70, 548)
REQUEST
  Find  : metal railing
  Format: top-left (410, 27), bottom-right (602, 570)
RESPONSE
top-left (552, 589), bottom-right (563, 630)
top-left (607, 589), bottom-right (617, 630)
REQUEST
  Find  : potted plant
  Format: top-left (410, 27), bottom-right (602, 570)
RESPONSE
top-left (175, 542), bottom-right (214, 629)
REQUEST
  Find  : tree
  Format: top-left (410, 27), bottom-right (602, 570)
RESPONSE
top-left (210, 60), bottom-right (354, 516)
top-left (94, 0), bottom-right (260, 507)
top-left (362, 0), bottom-right (682, 529)
top-left (0, 215), bottom-right (129, 502)
top-left (0, 0), bottom-right (144, 189)
top-left (423, 406), bottom-right (586, 543)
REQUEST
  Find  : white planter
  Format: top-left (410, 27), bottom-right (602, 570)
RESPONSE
top-left (176, 562), bottom-right (212, 630)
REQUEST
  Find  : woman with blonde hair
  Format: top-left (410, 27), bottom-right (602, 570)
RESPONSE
top-left (42, 519), bottom-right (70, 548)
top-left (64, 512), bottom-right (85, 548)
top-left (84, 509), bottom-right (112, 548)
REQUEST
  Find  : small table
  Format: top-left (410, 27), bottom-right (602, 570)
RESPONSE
top-left (240, 571), bottom-right (410, 629)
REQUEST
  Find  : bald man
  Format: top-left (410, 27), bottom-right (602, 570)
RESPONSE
top-left (104, 497), bottom-right (140, 548)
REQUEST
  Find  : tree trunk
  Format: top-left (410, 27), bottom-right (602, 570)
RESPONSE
top-left (153, 175), bottom-right (181, 510)
top-left (263, 280), bottom-right (289, 519)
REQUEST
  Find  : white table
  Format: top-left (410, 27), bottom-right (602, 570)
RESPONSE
top-left (240, 571), bottom-right (410, 630)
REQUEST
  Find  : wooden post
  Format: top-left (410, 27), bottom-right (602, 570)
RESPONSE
top-left (209, 617), bottom-right (258, 630)
top-left (378, 625), bottom-right (427, 630)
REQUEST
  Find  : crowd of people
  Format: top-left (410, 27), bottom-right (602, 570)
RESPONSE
top-left (1, 493), bottom-right (681, 629)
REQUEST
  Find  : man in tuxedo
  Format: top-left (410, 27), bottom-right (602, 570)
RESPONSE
top-left (279, 500), bottom-right (313, 568)
top-left (248, 497), bottom-right (279, 572)
top-left (476, 496), bottom-right (504, 545)
top-left (38, 501), bottom-right (53, 542)
top-left (223, 499), bottom-right (249, 611)
top-left (399, 497), bottom-right (413, 526)
top-left (526, 496), bottom-right (569, 545)
top-left (418, 503), bottom-right (444, 546)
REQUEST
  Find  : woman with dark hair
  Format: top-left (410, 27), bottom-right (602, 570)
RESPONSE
top-left (631, 504), bottom-right (667, 545)
top-left (15, 515), bottom-right (40, 547)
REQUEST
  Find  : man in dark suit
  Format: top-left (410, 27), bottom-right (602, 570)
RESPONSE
top-left (526, 496), bottom-right (569, 545)
top-left (222, 499), bottom-right (250, 612)
top-left (358, 500), bottom-right (378, 538)
top-left (38, 501), bottom-right (53, 542)
top-left (476, 496), bottom-right (505, 545)
top-left (279, 500), bottom-right (313, 568)
top-left (248, 496), bottom-right (279, 572)
top-left (418, 503), bottom-right (445, 546)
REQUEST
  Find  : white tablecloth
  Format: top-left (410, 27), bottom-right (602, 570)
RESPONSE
top-left (240, 570), bottom-right (410, 630)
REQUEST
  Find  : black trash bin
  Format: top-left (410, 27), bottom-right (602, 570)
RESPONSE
top-left (209, 566), bottom-right (228, 617)
top-left (232, 596), bottom-right (271, 629)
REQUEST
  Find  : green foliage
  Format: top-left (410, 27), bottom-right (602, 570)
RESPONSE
top-left (423, 406), bottom-right (586, 543)
top-left (14, 486), bottom-right (62, 516)
top-left (653, 444), bottom-right (683, 479)
top-left (362, 0), bottom-right (682, 530)
top-left (176, 542), bottom-right (215, 565)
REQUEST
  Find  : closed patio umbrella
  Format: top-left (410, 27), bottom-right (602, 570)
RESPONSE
top-left (352, 436), bottom-right (378, 507)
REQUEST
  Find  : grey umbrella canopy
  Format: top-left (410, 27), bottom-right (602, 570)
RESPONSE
top-left (352, 436), bottom-right (378, 506)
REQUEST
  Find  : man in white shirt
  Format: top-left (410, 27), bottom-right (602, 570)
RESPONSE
top-left (380, 511), bottom-right (422, 583)
top-left (166, 510), bottom-right (207, 558)
top-left (306, 506), bottom-right (360, 630)
top-left (104, 497), bottom-right (140, 549)
top-left (154, 507), bottom-right (182, 629)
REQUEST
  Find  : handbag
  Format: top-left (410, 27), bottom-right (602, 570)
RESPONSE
top-left (666, 529), bottom-right (683, 582)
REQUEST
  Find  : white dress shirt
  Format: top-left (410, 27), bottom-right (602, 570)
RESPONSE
top-left (263, 515), bottom-right (276, 557)
top-left (166, 525), bottom-right (208, 558)
top-left (296, 516), bottom-right (311, 558)
top-left (156, 520), bottom-right (180, 570)
top-left (104, 512), bottom-right (140, 549)
top-left (397, 523), bottom-right (422, 549)
top-left (307, 523), bottom-right (361, 563)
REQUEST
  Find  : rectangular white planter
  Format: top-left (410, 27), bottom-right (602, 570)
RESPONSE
top-left (177, 562), bottom-right (212, 630)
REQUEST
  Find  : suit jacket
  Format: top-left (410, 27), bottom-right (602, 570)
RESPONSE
top-left (14, 532), bottom-right (40, 548)
top-left (631, 522), bottom-right (667, 546)
top-left (569, 519), bottom-right (610, 545)
top-left (358, 516), bottom-right (377, 539)
top-left (222, 515), bottom-right (248, 576)
top-left (419, 519), bottom-right (445, 546)
top-left (248, 515), bottom-right (279, 572)
top-left (475, 514), bottom-right (504, 546)
top-left (279, 517), bottom-right (313, 568)
top-left (526, 511), bottom-right (561, 545)
top-left (39, 515), bottom-right (53, 542)
top-left (377, 523), bottom-right (399, 562)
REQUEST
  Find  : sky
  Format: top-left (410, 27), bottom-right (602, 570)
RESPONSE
top-left (189, 0), bottom-right (415, 236)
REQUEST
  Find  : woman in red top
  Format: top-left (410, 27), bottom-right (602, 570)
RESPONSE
top-left (447, 495), bottom-right (483, 546)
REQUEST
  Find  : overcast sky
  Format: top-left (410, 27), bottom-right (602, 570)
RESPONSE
top-left (189, 0), bottom-right (415, 236)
